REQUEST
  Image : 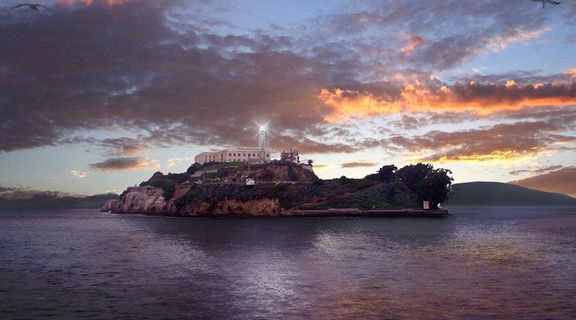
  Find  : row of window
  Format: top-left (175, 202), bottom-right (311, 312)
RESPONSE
top-left (228, 153), bottom-right (270, 157)
top-left (202, 153), bottom-right (271, 162)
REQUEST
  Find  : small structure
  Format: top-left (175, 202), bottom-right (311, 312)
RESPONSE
top-left (423, 201), bottom-right (431, 210)
top-left (246, 178), bottom-right (255, 186)
top-left (281, 148), bottom-right (300, 164)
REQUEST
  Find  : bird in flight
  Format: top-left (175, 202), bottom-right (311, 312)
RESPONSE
top-left (11, 3), bottom-right (51, 11)
top-left (532, 0), bottom-right (562, 7)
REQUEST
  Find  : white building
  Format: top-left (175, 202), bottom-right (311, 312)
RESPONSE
top-left (194, 125), bottom-right (273, 165)
top-left (194, 147), bottom-right (272, 165)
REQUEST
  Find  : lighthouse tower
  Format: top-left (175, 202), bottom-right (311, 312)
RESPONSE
top-left (258, 125), bottom-right (268, 162)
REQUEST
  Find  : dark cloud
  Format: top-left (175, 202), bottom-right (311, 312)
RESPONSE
top-left (90, 157), bottom-right (156, 171)
top-left (1, 0), bottom-right (575, 157)
top-left (387, 119), bottom-right (576, 162)
top-left (341, 161), bottom-right (378, 168)
top-left (511, 166), bottom-right (576, 197)
top-left (0, 0), bottom-right (341, 153)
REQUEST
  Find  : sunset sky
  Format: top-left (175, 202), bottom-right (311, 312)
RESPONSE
top-left (0, 0), bottom-right (575, 196)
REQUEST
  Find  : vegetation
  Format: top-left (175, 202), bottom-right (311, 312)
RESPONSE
top-left (375, 163), bottom-right (453, 209)
top-left (377, 165), bottom-right (397, 182)
top-left (139, 172), bottom-right (188, 199)
top-left (414, 168), bottom-right (453, 209)
top-left (150, 161), bottom-right (453, 212)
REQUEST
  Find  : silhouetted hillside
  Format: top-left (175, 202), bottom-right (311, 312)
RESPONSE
top-left (447, 182), bottom-right (576, 206)
top-left (0, 194), bottom-right (119, 210)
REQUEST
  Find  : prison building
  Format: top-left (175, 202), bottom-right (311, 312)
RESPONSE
top-left (194, 147), bottom-right (272, 165)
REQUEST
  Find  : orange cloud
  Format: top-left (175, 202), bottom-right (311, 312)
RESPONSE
top-left (567, 68), bottom-right (576, 78)
top-left (320, 81), bottom-right (576, 121)
top-left (400, 35), bottom-right (425, 54)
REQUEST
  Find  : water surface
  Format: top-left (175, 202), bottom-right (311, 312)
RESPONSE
top-left (1, 207), bottom-right (575, 319)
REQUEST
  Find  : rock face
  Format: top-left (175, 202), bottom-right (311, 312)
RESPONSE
top-left (104, 186), bottom-right (282, 216)
top-left (103, 161), bottom-right (424, 217)
top-left (108, 186), bottom-right (168, 214)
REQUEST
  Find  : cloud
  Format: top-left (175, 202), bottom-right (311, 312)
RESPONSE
top-left (70, 170), bottom-right (88, 178)
top-left (323, 0), bottom-right (558, 69)
top-left (341, 161), bottom-right (378, 168)
top-left (509, 165), bottom-right (564, 176)
top-left (55, 0), bottom-right (133, 6)
top-left (400, 35), bottom-right (425, 54)
top-left (166, 157), bottom-right (194, 169)
top-left (0, 0), bottom-right (575, 159)
top-left (511, 167), bottom-right (576, 197)
top-left (485, 27), bottom-right (549, 52)
top-left (89, 157), bottom-right (159, 171)
top-left (320, 81), bottom-right (576, 121)
top-left (386, 120), bottom-right (576, 162)
top-left (0, 0), bottom-right (337, 153)
top-left (388, 111), bottom-right (476, 130)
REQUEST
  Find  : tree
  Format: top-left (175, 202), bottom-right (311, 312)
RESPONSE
top-left (396, 163), bottom-right (433, 189)
top-left (377, 165), bottom-right (397, 182)
top-left (187, 163), bottom-right (201, 175)
top-left (414, 168), bottom-right (453, 209)
top-left (339, 175), bottom-right (350, 184)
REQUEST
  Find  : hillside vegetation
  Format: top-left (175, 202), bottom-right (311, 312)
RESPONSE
top-left (106, 161), bottom-right (453, 216)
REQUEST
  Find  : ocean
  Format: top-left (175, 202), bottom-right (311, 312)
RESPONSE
top-left (1, 207), bottom-right (575, 319)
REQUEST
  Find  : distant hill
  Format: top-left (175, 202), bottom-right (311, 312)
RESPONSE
top-left (447, 182), bottom-right (576, 206)
top-left (0, 193), bottom-right (119, 210)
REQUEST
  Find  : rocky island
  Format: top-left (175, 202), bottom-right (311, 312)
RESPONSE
top-left (103, 161), bottom-right (452, 217)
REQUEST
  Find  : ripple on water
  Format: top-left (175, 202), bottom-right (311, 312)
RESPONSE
top-left (0, 208), bottom-right (575, 319)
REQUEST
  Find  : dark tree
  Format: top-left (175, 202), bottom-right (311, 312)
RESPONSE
top-left (186, 163), bottom-right (201, 175)
top-left (377, 165), bottom-right (397, 182)
top-left (339, 175), bottom-right (350, 184)
top-left (396, 163), bottom-right (433, 189)
top-left (414, 168), bottom-right (453, 209)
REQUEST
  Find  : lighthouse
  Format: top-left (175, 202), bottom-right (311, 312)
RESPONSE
top-left (258, 124), bottom-right (268, 162)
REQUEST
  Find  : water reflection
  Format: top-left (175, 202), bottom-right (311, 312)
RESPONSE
top-left (1, 208), bottom-right (575, 319)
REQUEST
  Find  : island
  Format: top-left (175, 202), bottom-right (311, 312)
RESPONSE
top-left (103, 161), bottom-right (452, 217)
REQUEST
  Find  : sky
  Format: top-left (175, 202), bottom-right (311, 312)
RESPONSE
top-left (0, 0), bottom-right (575, 196)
